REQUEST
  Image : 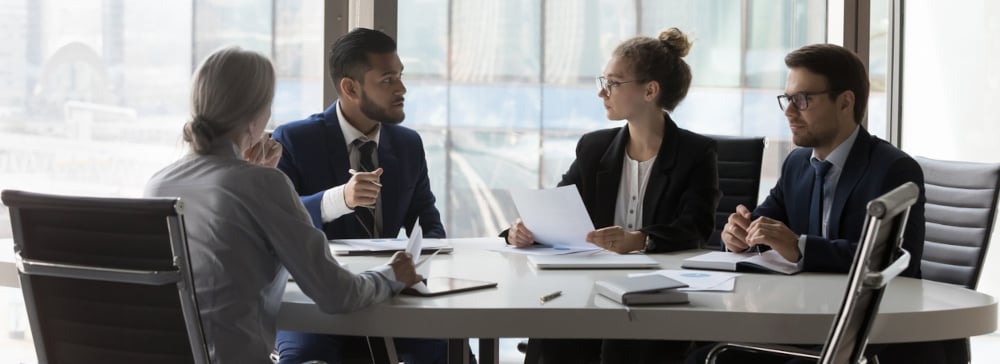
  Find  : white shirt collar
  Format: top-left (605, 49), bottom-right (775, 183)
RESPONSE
top-left (335, 101), bottom-right (381, 147)
top-left (812, 125), bottom-right (860, 170)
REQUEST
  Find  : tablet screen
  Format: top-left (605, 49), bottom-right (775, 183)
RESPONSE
top-left (402, 277), bottom-right (497, 297)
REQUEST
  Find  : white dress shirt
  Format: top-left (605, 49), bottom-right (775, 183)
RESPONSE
top-left (145, 140), bottom-right (400, 364)
top-left (614, 154), bottom-right (657, 232)
top-left (319, 102), bottom-right (383, 234)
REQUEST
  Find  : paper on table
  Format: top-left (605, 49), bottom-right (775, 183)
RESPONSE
top-left (331, 238), bottom-right (450, 251)
top-left (508, 185), bottom-right (599, 250)
top-left (485, 244), bottom-right (602, 256)
top-left (631, 269), bottom-right (739, 292)
top-left (405, 218), bottom-right (423, 263)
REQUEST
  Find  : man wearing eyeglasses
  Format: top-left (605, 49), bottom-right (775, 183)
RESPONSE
top-left (717, 44), bottom-right (941, 363)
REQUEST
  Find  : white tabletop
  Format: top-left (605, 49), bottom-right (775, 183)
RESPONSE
top-left (278, 237), bottom-right (997, 345)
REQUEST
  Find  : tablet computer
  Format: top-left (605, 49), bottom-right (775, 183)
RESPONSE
top-left (401, 277), bottom-right (497, 297)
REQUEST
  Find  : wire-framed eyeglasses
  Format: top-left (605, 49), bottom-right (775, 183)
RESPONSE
top-left (777, 90), bottom-right (832, 111)
top-left (597, 76), bottom-right (642, 96)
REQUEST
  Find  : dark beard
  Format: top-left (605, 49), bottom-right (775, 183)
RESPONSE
top-left (360, 90), bottom-right (404, 124)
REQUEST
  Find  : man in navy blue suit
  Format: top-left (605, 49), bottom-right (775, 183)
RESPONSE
top-left (714, 44), bottom-right (940, 364)
top-left (271, 28), bottom-right (455, 364)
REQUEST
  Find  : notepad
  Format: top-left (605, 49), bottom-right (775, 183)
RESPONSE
top-left (681, 250), bottom-right (801, 275)
top-left (594, 274), bottom-right (689, 305)
top-left (528, 254), bottom-right (659, 269)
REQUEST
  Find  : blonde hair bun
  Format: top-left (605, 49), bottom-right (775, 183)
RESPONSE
top-left (658, 27), bottom-right (692, 58)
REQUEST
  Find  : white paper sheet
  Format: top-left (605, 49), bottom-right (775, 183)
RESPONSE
top-left (631, 269), bottom-right (739, 292)
top-left (508, 185), bottom-right (599, 250)
top-left (486, 244), bottom-right (601, 256)
top-left (405, 218), bottom-right (424, 263)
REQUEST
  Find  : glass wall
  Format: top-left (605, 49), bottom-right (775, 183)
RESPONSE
top-left (0, 0), bottom-right (323, 360)
top-left (899, 1), bottom-right (1000, 357)
top-left (398, 0), bottom-right (826, 238)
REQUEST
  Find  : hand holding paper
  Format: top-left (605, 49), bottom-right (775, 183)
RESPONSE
top-left (508, 185), bottom-right (599, 250)
top-left (405, 218), bottom-right (424, 263)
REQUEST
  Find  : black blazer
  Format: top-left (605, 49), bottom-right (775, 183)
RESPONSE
top-left (555, 114), bottom-right (720, 253)
top-left (754, 127), bottom-right (925, 277)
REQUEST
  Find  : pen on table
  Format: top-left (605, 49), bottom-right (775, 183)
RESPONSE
top-left (348, 168), bottom-right (382, 187)
top-left (540, 290), bottom-right (562, 304)
top-left (754, 244), bottom-right (762, 256)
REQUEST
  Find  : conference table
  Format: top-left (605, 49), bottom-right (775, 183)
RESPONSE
top-left (278, 237), bottom-right (998, 364)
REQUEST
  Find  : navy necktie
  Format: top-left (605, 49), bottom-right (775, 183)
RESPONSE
top-left (353, 139), bottom-right (378, 238)
top-left (809, 159), bottom-right (833, 237)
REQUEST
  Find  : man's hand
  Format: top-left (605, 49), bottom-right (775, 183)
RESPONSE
top-left (344, 168), bottom-right (383, 209)
top-left (243, 137), bottom-right (282, 168)
top-left (586, 226), bottom-right (646, 254)
top-left (507, 218), bottom-right (535, 248)
top-left (746, 216), bottom-right (801, 262)
top-left (721, 204), bottom-right (753, 252)
top-left (388, 251), bottom-right (422, 287)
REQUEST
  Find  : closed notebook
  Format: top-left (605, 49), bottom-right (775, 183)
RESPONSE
top-left (594, 274), bottom-right (689, 305)
top-left (681, 250), bottom-right (801, 275)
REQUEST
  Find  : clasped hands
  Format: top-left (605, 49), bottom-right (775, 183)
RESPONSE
top-left (506, 218), bottom-right (646, 254)
top-left (721, 204), bottom-right (801, 262)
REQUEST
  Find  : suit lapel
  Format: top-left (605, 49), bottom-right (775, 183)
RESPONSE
top-left (828, 128), bottom-right (873, 237)
top-left (377, 126), bottom-right (400, 237)
top-left (594, 128), bottom-right (628, 228)
top-left (324, 105), bottom-right (352, 185)
top-left (642, 114), bottom-right (678, 227)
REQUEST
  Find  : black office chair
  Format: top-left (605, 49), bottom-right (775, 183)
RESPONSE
top-left (914, 156), bottom-right (1000, 364)
top-left (706, 135), bottom-right (766, 250)
top-left (706, 181), bottom-right (920, 364)
top-left (1, 190), bottom-right (210, 364)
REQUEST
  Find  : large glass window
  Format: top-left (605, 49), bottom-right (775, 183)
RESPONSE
top-left (398, 0), bottom-right (826, 238)
top-left (0, 1), bottom-right (323, 360)
top-left (899, 1), bottom-right (1000, 357)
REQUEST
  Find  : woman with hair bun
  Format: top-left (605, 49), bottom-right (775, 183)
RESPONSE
top-left (145, 46), bottom-right (421, 363)
top-left (503, 28), bottom-right (720, 364)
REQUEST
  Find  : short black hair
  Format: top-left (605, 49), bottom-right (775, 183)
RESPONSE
top-left (785, 44), bottom-right (869, 123)
top-left (328, 28), bottom-right (397, 95)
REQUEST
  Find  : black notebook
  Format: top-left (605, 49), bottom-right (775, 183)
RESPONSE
top-left (594, 274), bottom-right (689, 305)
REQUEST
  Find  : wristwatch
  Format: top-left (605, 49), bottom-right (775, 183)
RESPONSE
top-left (642, 235), bottom-right (655, 253)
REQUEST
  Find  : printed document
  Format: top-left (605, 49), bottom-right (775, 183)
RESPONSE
top-left (508, 185), bottom-right (599, 250)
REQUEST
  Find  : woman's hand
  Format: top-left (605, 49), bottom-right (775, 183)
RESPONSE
top-left (506, 218), bottom-right (535, 248)
top-left (586, 226), bottom-right (646, 254)
top-left (244, 136), bottom-right (282, 168)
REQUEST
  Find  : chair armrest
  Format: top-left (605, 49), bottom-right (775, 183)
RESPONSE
top-left (864, 249), bottom-right (910, 288)
top-left (706, 342), bottom-right (821, 364)
top-left (16, 253), bottom-right (180, 286)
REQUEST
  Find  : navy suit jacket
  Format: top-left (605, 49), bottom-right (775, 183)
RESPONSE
top-left (555, 114), bottom-right (721, 253)
top-left (272, 104), bottom-right (445, 239)
top-left (754, 127), bottom-right (924, 277)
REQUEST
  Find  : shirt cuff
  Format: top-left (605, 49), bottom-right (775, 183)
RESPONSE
top-left (320, 185), bottom-right (352, 223)
top-left (370, 264), bottom-right (405, 294)
top-left (796, 234), bottom-right (808, 268)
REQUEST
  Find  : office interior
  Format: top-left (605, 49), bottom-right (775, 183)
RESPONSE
top-left (0, 0), bottom-right (998, 362)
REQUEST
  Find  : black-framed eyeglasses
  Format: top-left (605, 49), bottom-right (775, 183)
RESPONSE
top-left (777, 90), bottom-right (832, 111)
top-left (597, 76), bottom-right (642, 96)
